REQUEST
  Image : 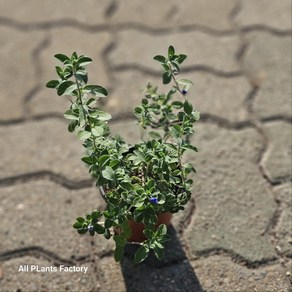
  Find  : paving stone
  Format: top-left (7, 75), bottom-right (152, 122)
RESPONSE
top-left (29, 29), bottom-right (112, 117)
top-left (0, 27), bottom-right (44, 120)
top-left (0, 256), bottom-right (98, 291)
top-left (191, 255), bottom-right (291, 292)
top-left (261, 122), bottom-right (292, 182)
top-left (242, 32), bottom-right (291, 119)
top-left (98, 257), bottom-right (126, 292)
top-left (111, 0), bottom-right (234, 31)
top-left (104, 71), bottom-right (161, 118)
top-left (235, 0), bottom-right (292, 30)
top-left (0, 119), bottom-right (91, 181)
top-left (171, 0), bottom-right (235, 31)
top-left (0, 0), bottom-right (109, 25)
top-left (187, 72), bottom-right (250, 123)
top-left (185, 123), bottom-right (277, 262)
top-left (273, 184), bottom-right (292, 257)
top-left (109, 30), bottom-right (241, 73)
top-left (0, 180), bottom-right (112, 259)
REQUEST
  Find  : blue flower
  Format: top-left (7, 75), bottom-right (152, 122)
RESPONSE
top-left (87, 225), bottom-right (94, 232)
top-left (149, 197), bottom-right (158, 204)
top-left (182, 89), bottom-right (188, 95)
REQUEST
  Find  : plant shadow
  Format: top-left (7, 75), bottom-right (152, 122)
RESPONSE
top-left (120, 225), bottom-right (204, 292)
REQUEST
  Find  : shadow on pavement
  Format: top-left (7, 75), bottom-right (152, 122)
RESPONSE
top-left (120, 225), bottom-right (204, 292)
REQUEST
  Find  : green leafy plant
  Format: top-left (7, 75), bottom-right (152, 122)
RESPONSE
top-left (46, 46), bottom-right (199, 264)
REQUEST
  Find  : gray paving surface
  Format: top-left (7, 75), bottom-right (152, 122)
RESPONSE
top-left (0, 1), bottom-right (291, 291)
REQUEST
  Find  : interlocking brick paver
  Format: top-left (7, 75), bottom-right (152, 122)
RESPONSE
top-left (0, 180), bottom-right (113, 259)
top-left (187, 72), bottom-right (250, 123)
top-left (192, 255), bottom-right (291, 292)
top-left (0, 120), bottom-right (90, 181)
top-left (235, 0), bottom-right (292, 30)
top-left (98, 257), bottom-right (126, 292)
top-left (109, 119), bottom-right (140, 145)
top-left (0, 257), bottom-right (98, 291)
top-left (109, 30), bottom-right (241, 73)
top-left (261, 122), bottom-right (292, 182)
top-left (274, 184), bottom-right (292, 257)
top-left (112, 0), bottom-right (235, 31)
top-left (243, 32), bottom-right (291, 119)
top-left (0, 0), bottom-right (109, 25)
top-left (104, 71), bottom-right (160, 117)
top-left (0, 28), bottom-right (44, 120)
top-left (185, 123), bottom-right (277, 262)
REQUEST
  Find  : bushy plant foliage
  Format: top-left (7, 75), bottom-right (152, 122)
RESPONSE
top-left (46, 46), bottom-right (199, 263)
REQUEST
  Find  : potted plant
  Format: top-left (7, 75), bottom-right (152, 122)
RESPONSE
top-left (46, 46), bottom-right (199, 264)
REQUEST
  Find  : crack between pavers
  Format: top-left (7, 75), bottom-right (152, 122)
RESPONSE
top-left (2, 111), bottom-right (290, 130)
top-left (0, 15), bottom-right (290, 37)
top-left (192, 247), bottom-right (278, 269)
top-left (112, 64), bottom-right (243, 78)
top-left (0, 16), bottom-right (235, 36)
top-left (0, 171), bottom-right (93, 190)
top-left (104, 0), bottom-right (118, 19)
top-left (229, 0), bottom-right (292, 37)
top-left (0, 246), bottom-right (85, 266)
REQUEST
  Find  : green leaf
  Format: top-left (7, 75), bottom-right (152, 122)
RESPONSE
top-left (76, 217), bottom-right (85, 223)
top-left (109, 160), bottom-right (120, 168)
top-left (71, 52), bottom-right (78, 60)
top-left (78, 56), bottom-right (92, 67)
top-left (86, 98), bottom-right (96, 106)
top-left (149, 131), bottom-right (162, 140)
top-left (134, 245), bottom-right (149, 264)
top-left (183, 101), bottom-right (193, 115)
top-left (168, 46), bottom-right (175, 58)
top-left (54, 53), bottom-right (70, 63)
top-left (153, 55), bottom-right (166, 63)
top-left (133, 150), bottom-right (146, 162)
top-left (182, 144), bottom-right (198, 152)
top-left (46, 80), bottom-right (59, 88)
top-left (64, 109), bottom-right (79, 120)
top-left (170, 125), bottom-right (181, 138)
top-left (154, 245), bottom-right (164, 261)
top-left (172, 101), bottom-right (184, 109)
top-left (162, 71), bottom-right (172, 84)
top-left (78, 130), bottom-right (91, 140)
top-left (102, 166), bottom-right (115, 181)
top-left (81, 156), bottom-right (94, 164)
top-left (177, 54), bottom-right (187, 64)
top-left (105, 219), bottom-right (113, 229)
top-left (93, 224), bottom-right (105, 234)
top-left (91, 126), bottom-right (104, 137)
top-left (75, 70), bottom-right (88, 84)
top-left (120, 182), bottom-right (133, 191)
top-left (57, 80), bottom-right (75, 96)
top-left (73, 222), bottom-right (83, 229)
top-left (96, 111), bottom-right (112, 121)
top-left (156, 224), bottom-right (167, 236)
top-left (68, 120), bottom-right (78, 132)
top-left (55, 66), bottom-right (63, 79)
top-left (177, 79), bottom-right (193, 86)
top-left (135, 107), bottom-right (143, 114)
top-left (77, 229), bottom-right (88, 234)
top-left (114, 245), bottom-right (124, 262)
top-left (98, 155), bottom-right (110, 167)
top-left (83, 85), bottom-right (108, 97)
